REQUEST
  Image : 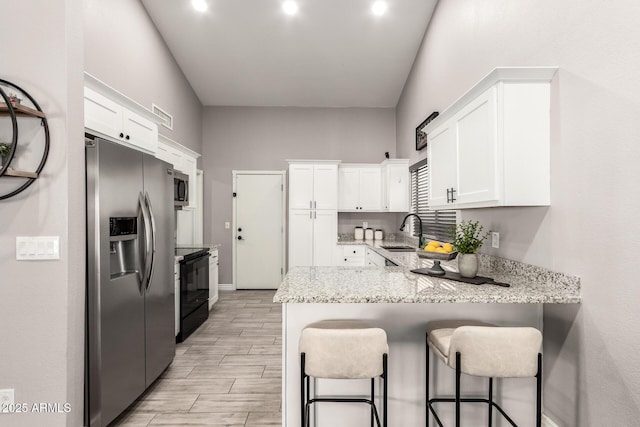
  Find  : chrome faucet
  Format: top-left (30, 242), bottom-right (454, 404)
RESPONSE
top-left (400, 213), bottom-right (424, 248)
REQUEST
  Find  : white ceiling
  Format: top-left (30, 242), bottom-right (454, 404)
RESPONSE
top-left (141, 0), bottom-right (436, 108)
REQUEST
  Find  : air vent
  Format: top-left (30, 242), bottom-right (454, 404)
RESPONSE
top-left (152, 104), bottom-right (173, 130)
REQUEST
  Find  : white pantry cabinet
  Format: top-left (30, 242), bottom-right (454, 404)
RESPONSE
top-left (424, 67), bottom-right (557, 210)
top-left (288, 161), bottom-right (339, 268)
top-left (381, 159), bottom-right (410, 212)
top-left (83, 75), bottom-right (159, 154)
top-left (288, 210), bottom-right (337, 267)
top-left (338, 165), bottom-right (381, 211)
top-left (288, 162), bottom-right (339, 210)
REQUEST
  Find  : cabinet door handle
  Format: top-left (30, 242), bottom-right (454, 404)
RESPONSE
top-left (314, 201), bottom-right (317, 209)
top-left (450, 188), bottom-right (456, 203)
top-left (119, 132), bottom-right (124, 138)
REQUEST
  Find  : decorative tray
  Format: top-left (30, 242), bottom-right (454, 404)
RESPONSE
top-left (416, 249), bottom-right (458, 261)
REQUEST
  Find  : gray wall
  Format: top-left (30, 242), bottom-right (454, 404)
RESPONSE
top-left (396, 0), bottom-right (640, 425)
top-left (0, 0), bottom-right (85, 425)
top-left (84, 0), bottom-right (203, 156)
top-left (202, 106), bottom-right (396, 284)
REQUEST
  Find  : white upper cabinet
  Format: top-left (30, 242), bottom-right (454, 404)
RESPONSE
top-left (84, 74), bottom-right (160, 154)
top-left (382, 159), bottom-right (410, 212)
top-left (338, 165), bottom-right (381, 211)
top-left (288, 161), bottom-right (339, 210)
top-left (424, 67), bottom-right (557, 210)
top-left (339, 161), bottom-right (408, 212)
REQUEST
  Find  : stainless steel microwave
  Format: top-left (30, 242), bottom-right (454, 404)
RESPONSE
top-left (174, 171), bottom-right (189, 208)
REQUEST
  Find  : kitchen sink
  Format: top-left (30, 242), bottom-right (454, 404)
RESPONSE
top-left (380, 245), bottom-right (416, 252)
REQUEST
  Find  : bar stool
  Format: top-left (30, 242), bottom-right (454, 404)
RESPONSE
top-left (299, 320), bottom-right (389, 427)
top-left (425, 320), bottom-right (542, 427)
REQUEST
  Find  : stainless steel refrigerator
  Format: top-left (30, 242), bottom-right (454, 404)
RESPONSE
top-left (85, 137), bottom-right (175, 426)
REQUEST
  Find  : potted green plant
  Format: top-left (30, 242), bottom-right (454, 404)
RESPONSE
top-left (452, 220), bottom-right (489, 278)
top-left (0, 142), bottom-right (13, 167)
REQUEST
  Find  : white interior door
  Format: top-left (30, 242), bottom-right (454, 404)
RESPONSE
top-left (234, 172), bottom-right (285, 289)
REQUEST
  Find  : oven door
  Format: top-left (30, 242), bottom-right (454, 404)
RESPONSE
top-left (180, 253), bottom-right (209, 317)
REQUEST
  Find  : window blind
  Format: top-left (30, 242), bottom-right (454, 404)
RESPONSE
top-left (409, 159), bottom-right (457, 242)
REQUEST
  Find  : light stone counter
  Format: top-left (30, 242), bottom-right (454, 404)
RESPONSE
top-left (275, 241), bottom-right (581, 304)
top-left (275, 239), bottom-right (580, 426)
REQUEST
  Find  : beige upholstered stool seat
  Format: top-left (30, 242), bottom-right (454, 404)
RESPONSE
top-left (426, 320), bottom-right (544, 427)
top-left (426, 320), bottom-right (542, 378)
top-left (299, 320), bottom-right (389, 426)
top-left (299, 320), bottom-right (389, 379)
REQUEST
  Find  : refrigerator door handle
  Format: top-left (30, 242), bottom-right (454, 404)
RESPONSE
top-left (144, 191), bottom-right (157, 291)
top-left (139, 192), bottom-right (153, 292)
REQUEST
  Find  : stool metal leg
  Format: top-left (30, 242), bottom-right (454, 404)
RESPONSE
top-left (307, 376), bottom-right (311, 427)
top-left (455, 352), bottom-right (461, 427)
top-left (426, 333), bottom-right (429, 427)
top-left (536, 353), bottom-right (542, 427)
top-left (488, 378), bottom-right (493, 427)
top-left (383, 353), bottom-right (388, 427)
top-left (301, 353), bottom-right (306, 427)
top-left (371, 378), bottom-right (375, 427)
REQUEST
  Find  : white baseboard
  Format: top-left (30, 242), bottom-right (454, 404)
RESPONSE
top-left (542, 414), bottom-right (561, 427)
top-left (218, 283), bottom-right (235, 291)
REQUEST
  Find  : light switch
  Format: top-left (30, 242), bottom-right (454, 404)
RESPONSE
top-left (16, 236), bottom-right (60, 260)
top-left (0, 389), bottom-right (14, 412)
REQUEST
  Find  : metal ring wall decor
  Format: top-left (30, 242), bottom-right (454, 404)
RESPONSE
top-left (0, 78), bottom-right (50, 200)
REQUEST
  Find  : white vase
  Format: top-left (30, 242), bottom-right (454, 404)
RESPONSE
top-left (458, 253), bottom-right (478, 278)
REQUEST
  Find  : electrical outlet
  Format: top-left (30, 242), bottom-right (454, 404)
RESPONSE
top-left (491, 232), bottom-right (500, 249)
top-left (224, 222), bottom-right (230, 230)
top-left (363, 221), bottom-right (368, 229)
top-left (0, 389), bottom-right (14, 412)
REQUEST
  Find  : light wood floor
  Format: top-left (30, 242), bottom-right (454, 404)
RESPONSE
top-left (112, 290), bottom-right (282, 426)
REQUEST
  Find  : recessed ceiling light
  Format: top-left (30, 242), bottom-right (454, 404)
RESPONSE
top-left (282, 1), bottom-right (299, 15)
top-left (192, 0), bottom-right (208, 12)
top-left (372, 1), bottom-right (387, 16)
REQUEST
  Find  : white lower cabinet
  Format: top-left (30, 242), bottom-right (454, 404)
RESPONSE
top-left (289, 210), bottom-right (337, 267)
top-left (209, 249), bottom-right (219, 309)
top-left (366, 247), bottom-right (386, 266)
top-left (335, 245), bottom-right (365, 266)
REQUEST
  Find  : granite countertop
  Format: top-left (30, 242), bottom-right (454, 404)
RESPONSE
top-left (274, 240), bottom-right (581, 304)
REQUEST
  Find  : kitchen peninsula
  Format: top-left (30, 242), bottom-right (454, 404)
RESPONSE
top-left (274, 242), bottom-right (580, 426)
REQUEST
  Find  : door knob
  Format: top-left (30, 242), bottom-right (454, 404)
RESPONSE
top-left (238, 228), bottom-right (242, 232)
top-left (237, 236), bottom-right (243, 240)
